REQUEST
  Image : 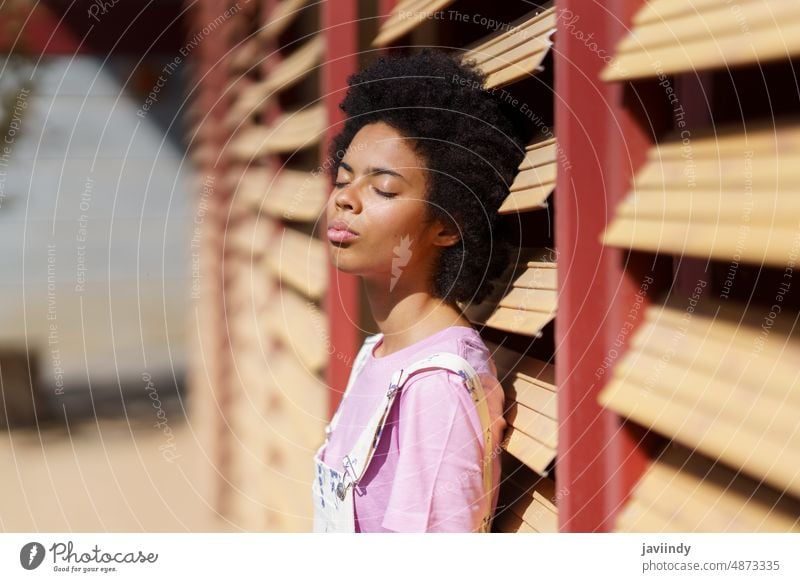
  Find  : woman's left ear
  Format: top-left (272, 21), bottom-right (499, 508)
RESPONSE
top-left (433, 216), bottom-right (462, 248)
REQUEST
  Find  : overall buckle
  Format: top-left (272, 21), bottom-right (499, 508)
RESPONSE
top-left (336, 480), bottom-right (351, 501)
top-left (337, 454), bottom-right (358, 500)
top-left (386, 369), bottom-right (405, 399)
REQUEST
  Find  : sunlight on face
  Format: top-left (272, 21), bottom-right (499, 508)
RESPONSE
top-left (325, 122), bottom-right (451, 292)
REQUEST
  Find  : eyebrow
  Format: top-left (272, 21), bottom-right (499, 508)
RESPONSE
top-left (339, 161), bottom-right (410, 184)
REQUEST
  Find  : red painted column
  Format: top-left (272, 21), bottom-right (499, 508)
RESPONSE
top-left (322, 0), bottom-right (361, 418)
top-left (378, 0), bottom-right (397, 24)
top-left (554, 0), bottom-right (652, 532)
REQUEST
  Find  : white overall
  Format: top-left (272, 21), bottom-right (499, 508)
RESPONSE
top-left (312, 334), bottom-right (495, 533)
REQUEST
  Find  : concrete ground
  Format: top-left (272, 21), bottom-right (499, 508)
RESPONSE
top-left (0, 415), bottom-right (233, 532)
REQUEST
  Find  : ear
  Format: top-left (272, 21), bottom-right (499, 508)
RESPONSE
top-left (431, 215), bottom-right (461, 248)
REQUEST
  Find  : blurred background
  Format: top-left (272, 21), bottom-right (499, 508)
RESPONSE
top-left (2, 0), bottom-right (799, 535)
top-left (0, 0), bottom-right (210, 531)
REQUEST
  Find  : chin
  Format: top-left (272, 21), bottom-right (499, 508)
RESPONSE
top-left (328, 252), bottom-right (361, 274)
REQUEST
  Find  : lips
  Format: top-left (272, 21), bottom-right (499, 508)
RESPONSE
top-left (328, 218), bottom-right (358, 234)
top-left (327, 218), bottom-right (359, 244)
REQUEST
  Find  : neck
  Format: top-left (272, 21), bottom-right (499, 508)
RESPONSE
top-left (363, 276), bottom-right (472, 357)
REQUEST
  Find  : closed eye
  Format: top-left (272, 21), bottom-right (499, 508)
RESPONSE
top-left (372, 186), bottom-right (397, 198)
top-left (333, 181), bottom-right (396, 198)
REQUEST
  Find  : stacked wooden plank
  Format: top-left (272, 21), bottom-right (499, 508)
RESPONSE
top-left (599, 0), bottom-right (800, 531)
top-left (188, 0), bottom-right (330, 532)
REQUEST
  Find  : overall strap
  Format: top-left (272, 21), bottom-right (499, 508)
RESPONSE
top-left (338, 352), bottom-right (495, 532)
top-left (324, 334), bottom-right (382, 442)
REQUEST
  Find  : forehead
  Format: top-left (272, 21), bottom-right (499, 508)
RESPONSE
top-left (343, 122), bottom-right (424, 170)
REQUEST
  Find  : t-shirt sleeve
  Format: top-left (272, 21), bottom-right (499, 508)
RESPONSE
top-left (380, 369), bottom-right (487, 533)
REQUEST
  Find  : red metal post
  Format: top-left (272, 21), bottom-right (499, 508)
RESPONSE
top-left (554, 0), bottom-right (652, 532)
top-left (191, 0), bottom-right (239, 518)
top-left (322, 0), bottom-right (361, 419)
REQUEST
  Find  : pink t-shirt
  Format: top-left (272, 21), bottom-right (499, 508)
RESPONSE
top-left (321, 325), bottom-right (508, 532)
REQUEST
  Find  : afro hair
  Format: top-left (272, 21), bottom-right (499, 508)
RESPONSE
top-left (328, 48), bottom-right (533, 305)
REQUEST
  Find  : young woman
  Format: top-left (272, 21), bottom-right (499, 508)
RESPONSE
top-left (312, 48), bottom-right (532, 533)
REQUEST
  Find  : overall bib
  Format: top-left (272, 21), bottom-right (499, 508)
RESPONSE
top-left (312, 334), bottom-right (495, 533)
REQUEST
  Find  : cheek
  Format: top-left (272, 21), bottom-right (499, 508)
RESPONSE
top-left (365, 199), bottom-right (427, 239)
top-left (325, 192), bottom-right (339, 215)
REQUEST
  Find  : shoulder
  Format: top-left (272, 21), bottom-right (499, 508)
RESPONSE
top-left (392, 367), bottom-right (481, 447)
top-left (403, 366), bottom-right (465, 392)
top-left (397, 366), bottom-right (474, 416)
top-left (396, 343), bottom-right (506, 435)
top-left (396, 329), bottom-right (496, 400)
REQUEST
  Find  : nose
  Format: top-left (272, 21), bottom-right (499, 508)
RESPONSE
top-left (333, 180), bottom-right (361, 213)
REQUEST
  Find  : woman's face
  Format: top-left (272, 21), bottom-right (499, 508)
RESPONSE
top-left (325, 121), bottom-right (458, 292)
